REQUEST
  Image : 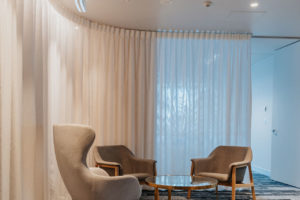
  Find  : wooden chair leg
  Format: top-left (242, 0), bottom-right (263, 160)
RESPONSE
top-left (154, 187), bottom-right (159, 200)
top-left (187, 189), bottom-right (191, 199)
top-left (248, 164), bottom-right (256, 200)
top-left (232, 167), bottom-right (236, 200)
top-left (168, 188), bottom-right (171, 200)
top-left (189, 162), bottom-right (194, 199)
top-left (216, 185), bottom-right (218, 199)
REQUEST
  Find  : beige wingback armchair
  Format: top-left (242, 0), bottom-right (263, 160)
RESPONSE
top-left (53, 124), bottom-right (141, 200)
top-left (190, 146), bottom-right (256, 200)
top-left (94, 145), bottom-right (157, 183)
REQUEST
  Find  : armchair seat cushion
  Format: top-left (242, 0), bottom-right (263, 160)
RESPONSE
top-left (129, 173), bottom-right (152, 181)
top-left (197, 172), bottom-right (229, 182)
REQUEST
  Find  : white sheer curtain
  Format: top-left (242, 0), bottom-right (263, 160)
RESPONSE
top-left (0, 0), bottom-right (23, 200)
top-left (47, 13), bottom-right (157, 199)
top-left (47, 1), bottom-right (157, 163)
top-left (40, 2), bottom-right (157, 199)
top-left (1, 0), bottom-right (156, 199)
top-left (155, 31), bottom-right (252, 175)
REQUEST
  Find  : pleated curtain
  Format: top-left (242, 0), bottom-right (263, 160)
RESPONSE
top-left (0, 0), bottom-right (252, 199)
top-left (155, 31), bottom-right (252, 175)
top-left (1, 0), bottom-right (157, 199)
top-left (46, 14), bottom-right (157, 199)
top-left (0, 0), bottom-right (23, 199)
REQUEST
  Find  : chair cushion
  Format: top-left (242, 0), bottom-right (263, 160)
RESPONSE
top-left (197, 172), bottom-right (229, 182)
top-left (128, 173), bottom-right (152, 181)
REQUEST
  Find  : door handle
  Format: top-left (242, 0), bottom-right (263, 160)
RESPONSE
top-left (272, 129), bottom-right (278, 136)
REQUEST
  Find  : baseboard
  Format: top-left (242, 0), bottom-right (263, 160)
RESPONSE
top-left (252, 165), bottom-right (271, 176)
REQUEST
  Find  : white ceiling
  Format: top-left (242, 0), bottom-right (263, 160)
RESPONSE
top-left (60, 0), bottom-right (300, 37)
top-left (58, 0), bottom-right (300, 63)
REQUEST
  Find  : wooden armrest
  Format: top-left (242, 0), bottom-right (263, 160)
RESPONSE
top-left (96, 163), bottom-right (120, 176)
top-left (229, 161), bottom-right (250, 169)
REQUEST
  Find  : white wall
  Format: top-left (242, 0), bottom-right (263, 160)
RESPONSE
top-left (271, 42), bottom-right (300, 187)
top-left (251, 56), bottom-right (274, 176)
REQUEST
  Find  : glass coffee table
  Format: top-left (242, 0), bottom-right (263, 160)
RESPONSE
top-left (145, 175), bottom-right (218, 200)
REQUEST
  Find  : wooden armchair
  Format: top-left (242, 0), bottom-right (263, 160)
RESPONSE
top-left (190, 146), bottom-right (256, 200)
top-left (94, 145), bottom-right (157, 183)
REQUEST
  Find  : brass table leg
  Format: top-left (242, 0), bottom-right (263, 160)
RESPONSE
top-left (154, 187), bottom-right (159, 200)
top-left (187, 189), bottom-right (191, 199)
top-left (168, 188), bottom-right (171, 200)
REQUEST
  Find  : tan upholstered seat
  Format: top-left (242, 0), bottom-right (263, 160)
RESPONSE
top-left (191, 146), bottom-right (256, 200)
top-left (53, 124), bottom-right (141, 200)
top-left (197, 172), bottom-right (229, 182)
top-left (94, 145), bottom-right (157, 183)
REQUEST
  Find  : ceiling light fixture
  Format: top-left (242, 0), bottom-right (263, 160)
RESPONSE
top-left (250, 2), bottom-right (259, 8)
top-left (203, 0), bottom-right (213, 8)
top-left (75, 0), bottom-right (86, 12)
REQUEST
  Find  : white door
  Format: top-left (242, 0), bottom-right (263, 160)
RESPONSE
top-left (271, 42), bottom-right (300, 187)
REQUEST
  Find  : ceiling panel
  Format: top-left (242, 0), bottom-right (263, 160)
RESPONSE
top-left (59, 0), bottom-right (300, 36)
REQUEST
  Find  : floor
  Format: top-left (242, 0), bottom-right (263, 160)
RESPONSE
top-left (140, 173), bottom-right (300, 200)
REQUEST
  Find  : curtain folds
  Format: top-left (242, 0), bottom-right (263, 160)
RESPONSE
top-left (47, 12), bottom-right (157, 160)
top-left (40, 2), bottom-right (157, 199)
top-left (155, 32), bottom-right (252, 175)
top-left (2, 0), bottom-right (157, 199)
top-left (0, 0), bottom-right (23, 199)
top-left (0, 0), bottom-right (251, 199)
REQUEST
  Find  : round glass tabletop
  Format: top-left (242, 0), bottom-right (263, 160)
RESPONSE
top-left (145, 175), bottom-right (218, 189)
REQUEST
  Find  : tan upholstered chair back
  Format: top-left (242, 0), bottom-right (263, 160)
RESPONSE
top-left (94, 145), bottom-right (135, 174)
top-left (209, 146), bottom-right (252, 175)
top-left (54, 125), bottom-right (96, 200)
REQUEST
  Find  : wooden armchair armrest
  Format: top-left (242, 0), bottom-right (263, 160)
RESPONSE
top-left (96, 161), bottom-right (121, 176)
top-left (229, 161), bottom-right (250, 169)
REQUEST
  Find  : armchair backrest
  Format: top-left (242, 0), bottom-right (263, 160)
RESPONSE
top-left (94, 145), bottom-right (135, 174)
top-left (53, 124), bottom-right (96, 200)
top-left (209, 146), bottom-right (252, 174)
top-left (54, 125), bottom-right (141, 200)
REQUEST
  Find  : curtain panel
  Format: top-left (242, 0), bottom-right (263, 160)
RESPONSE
top-left (155, 31), bottom-right (252, 175)
top-left (0, 0), bottom-right (23, 200)
top-left (47, 18), bottom-right (157, 199)
top-left (1, 0), bottom-right (157, 199)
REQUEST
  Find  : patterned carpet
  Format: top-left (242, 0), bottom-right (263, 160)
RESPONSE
top-left (140, 173), bottom-right (300, 200)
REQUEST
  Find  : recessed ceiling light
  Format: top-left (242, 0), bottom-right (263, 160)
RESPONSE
top-left (203, 0), bottom-right (213, 8)
top-left (250, 2), bottom-right (259, 8)
top-left (75, 0), bottom-right (86, 12)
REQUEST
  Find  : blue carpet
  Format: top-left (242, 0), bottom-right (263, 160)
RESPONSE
top-left (141, 173), bottom-right (300, 200)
